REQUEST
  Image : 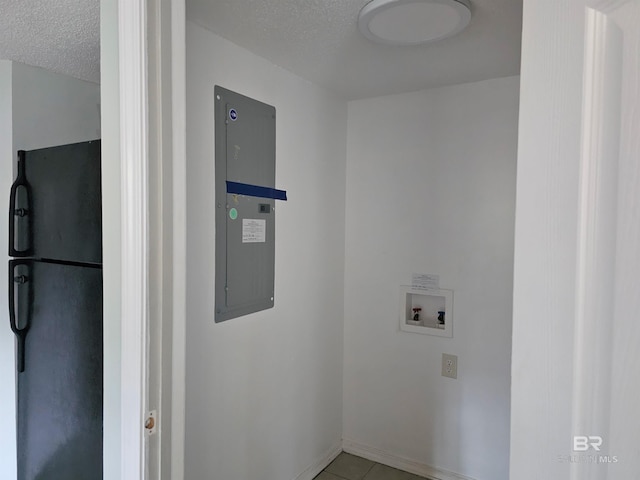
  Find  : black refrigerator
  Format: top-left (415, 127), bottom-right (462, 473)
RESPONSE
top-left (8, 140), bottom-right (103, 480)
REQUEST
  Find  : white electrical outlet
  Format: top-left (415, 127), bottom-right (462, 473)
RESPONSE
top-left (442, 353), bottom-right (458, 379)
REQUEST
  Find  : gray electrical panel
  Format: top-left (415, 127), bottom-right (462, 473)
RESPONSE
top-left (215, 86), bottom-right (285, 322)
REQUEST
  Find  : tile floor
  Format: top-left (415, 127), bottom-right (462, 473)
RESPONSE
top-left (314, 452), bottom-right (429, 480)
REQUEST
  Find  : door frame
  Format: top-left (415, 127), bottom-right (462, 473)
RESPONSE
top-left (118, 0), bottom-right (149, 477)
top-left (168, 1), bottom-right (187, 478)
top-left (512, 0), bottom-right (637, 477)
top-left (115, 0), bottom-right (186, 478)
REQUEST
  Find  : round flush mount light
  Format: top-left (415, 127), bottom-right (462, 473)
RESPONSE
top-left (358, 0), bottom-right (472, 46)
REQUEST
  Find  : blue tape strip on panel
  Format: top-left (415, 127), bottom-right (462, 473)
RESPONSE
top-left (226, 181), bottom-right (288, 201)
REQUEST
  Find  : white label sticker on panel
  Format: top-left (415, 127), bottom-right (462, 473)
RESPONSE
top-left (242, 219), bottom-right (266, 243)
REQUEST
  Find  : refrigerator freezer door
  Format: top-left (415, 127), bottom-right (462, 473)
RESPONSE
top-left (15, 260), bottom-right (103, 480)
top-left (14, 140), bottom-right (102, 264)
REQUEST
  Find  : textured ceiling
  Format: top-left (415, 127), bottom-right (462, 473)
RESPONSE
top-left (0, 0), bottom-right (522, 97)
top-left (187, 0), bottom-right (522, 100)
top-left (0, 0), bottom-right (100, 83)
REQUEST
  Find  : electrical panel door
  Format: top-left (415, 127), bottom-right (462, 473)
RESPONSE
top-left (214, 86), bottom-right (284, 322)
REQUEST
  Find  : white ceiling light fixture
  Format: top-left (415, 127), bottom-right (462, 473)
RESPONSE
top-left (358, 0), bottom-right (472, 46)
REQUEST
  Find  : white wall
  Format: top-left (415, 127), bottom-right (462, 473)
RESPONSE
top-left (185, 22), bottom-right (346, 480)
top-left (0, 60), bottom-right (101, 479)
top-left (511, 1), bottom-right (582, 476)
top-left (343, 77), bottom-right (519, 480)
top-left (12, 63), bottom-right (101, 151)
top-left (0, 59), bottom-right (16, 480)
top-left (99, 0), bottom-right (122, 477)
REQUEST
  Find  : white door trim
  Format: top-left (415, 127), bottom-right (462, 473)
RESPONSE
top-left (571, 6), bottom-right (622, 478)
top-left (513, 0), bottom-right (639, 477)
top-left (170, 0), bottom-right (187, 478)
top-left (118, 0), bottom-right (149, 478)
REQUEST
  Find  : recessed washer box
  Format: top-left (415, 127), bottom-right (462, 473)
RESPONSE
top-left (399, 286), bottom-right (453, 337)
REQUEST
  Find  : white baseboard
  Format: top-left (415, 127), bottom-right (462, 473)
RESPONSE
top-left (342, 439), bottom-right (477, 480)
top-left (293, 442), bottom-right (343, 480)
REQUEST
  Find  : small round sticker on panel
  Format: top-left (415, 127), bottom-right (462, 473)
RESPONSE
top-left (229, 108), bottom-right (238, 121)
top-left (229, 208), bottom-right (238, 220)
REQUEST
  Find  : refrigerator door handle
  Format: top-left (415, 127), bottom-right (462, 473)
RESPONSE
top-left (9, 151), bottom-right (33, 257)
top-left (9, 259), bottom-right (31, 373)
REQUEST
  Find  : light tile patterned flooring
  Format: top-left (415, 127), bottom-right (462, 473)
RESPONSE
top-left (314, 452), bottom-right (428, 480)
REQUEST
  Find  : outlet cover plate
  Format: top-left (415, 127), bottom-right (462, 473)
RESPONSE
top-left (442, 353), bottom-right (458, 379)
